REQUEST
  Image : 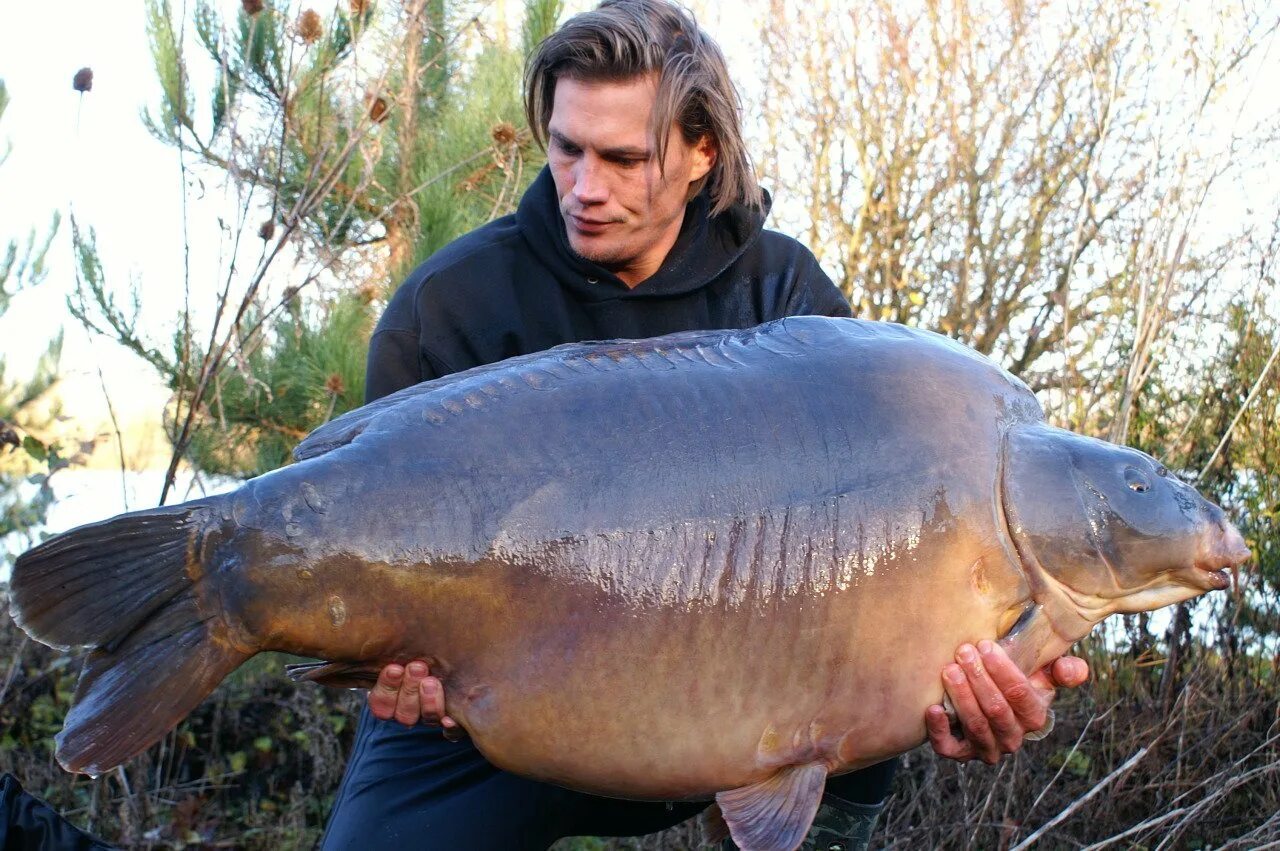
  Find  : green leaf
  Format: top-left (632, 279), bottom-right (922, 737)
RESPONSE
top-left (21, 435), bottom-right (46, 462)
top-left (1048, 748), bottom-right (1092, 777)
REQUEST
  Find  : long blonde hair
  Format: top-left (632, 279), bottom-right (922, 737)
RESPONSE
top-left (524, 0), bottom-right (763, 216)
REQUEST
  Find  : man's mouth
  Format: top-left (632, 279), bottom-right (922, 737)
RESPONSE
top-left (567, 213), bottom-right (619, 235)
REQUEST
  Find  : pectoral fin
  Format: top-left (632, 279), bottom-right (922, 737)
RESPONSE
top-left (997, 603), bottom-right (1059, 672)
top-left (700, 803), bottom-right (731, 845)
top-left (285, 660), bottom-right (381, 688)
top-left (714, 762), bottom-right (827, 851)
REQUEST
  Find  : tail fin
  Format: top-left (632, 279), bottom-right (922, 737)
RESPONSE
top-left (9, 501), bottom-right (253, 776)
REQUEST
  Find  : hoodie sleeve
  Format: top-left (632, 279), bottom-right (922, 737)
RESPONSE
top-left (366, 328), bottom-right (429, 403)
top-left (784, 246), bottom-right (853, 319)
top-left (364, 272), bottom-right (446, 403)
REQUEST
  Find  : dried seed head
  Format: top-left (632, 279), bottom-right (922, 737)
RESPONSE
top-left (282, 285), bottom-right (300, 303)
top-left (72, 67), bottom-right (94, 93)
top-left (491, 122), bottom-right (518, 146)
top-left (389, 198), bottom-right (418, 229)
top-left (258, 220), bottom-right (276, 241)
top-left (324, 373), bottom-right (345, 396)
top-left (349, 0), bottom-right (368, 15)
top-left (357, 281), bottom-right (379, 304)
top-left (0, 419), bottom-right (19, 451)
top-left (365, 92), bottom-right (389, 124)
top-left (241, 0), bottom-right (264, 14)
top-left (458, 161), bottom-right (497, 193)
top-left (297, 9), bottom-right (323, 44)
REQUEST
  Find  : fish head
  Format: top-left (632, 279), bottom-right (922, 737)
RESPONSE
top-left (1001, 424), bottom-right (1250, 618)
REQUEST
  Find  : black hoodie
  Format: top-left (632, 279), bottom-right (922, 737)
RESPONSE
top-left (362, 168), bottom-right (897, 809)
top-left (365, 166), bottom-right (851, 402)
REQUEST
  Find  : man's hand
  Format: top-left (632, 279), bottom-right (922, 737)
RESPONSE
top-left (368, 660), bottom-right (463, 739)
top-left (925, 640), bottom-right (1089, 764)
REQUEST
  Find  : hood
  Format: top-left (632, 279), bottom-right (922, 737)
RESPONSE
top-left (515, 166), bottom-right (770, 303)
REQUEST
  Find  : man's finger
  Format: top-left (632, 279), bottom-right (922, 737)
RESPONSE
top-left (956, 644), bottom-right (1025, 756)
top-left (368, 664), bottom-right (404, 721)
top-left (394, 661), bottom-right (428, 726)
top-left (925, 703), bottom-right (975, 762)
top-left (942, 661), bottom-right (1000, 764)
top-left (441, 716), bottom-right (466, 742)
top-left (978, 640), bottom-right (1048, 734)
top-left (1049, 655), bottom-right (1090, 688)
top-left (420, 675), bottom-right (445, 725)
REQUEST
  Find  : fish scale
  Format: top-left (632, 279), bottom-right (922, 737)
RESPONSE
top-left (9, 316), bottom-right (1251, 851)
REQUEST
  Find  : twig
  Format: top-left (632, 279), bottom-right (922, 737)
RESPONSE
top-left (1009, 746), bottom-right (1149, 851)
top-left (969, 758), bottom-right (1007, 849)
top-left (1196, 330), bottom-right (1280, 482)
top-left (0, 635), bottom-right (28, 706)
top-left (1155, 761), bottom-right (1280, 851)
top-left (1022, 707), bottom-right (1108, 824)
top-left (95, 363), bottom-right (129, 510)
top-left (1078, 806), bottom-right (1188, 851)
top-left (1216, 808), bottom-right (1280, 850)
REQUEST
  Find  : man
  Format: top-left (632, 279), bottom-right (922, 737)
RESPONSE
top-left (322, 2), bottom-right (1089, 848)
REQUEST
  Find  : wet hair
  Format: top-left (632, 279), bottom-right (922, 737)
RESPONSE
top-left (524, 0), bottom-right (762, 215)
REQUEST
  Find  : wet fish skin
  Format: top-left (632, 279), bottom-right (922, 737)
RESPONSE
top-left (9, 317), bottom-right (1249, 851)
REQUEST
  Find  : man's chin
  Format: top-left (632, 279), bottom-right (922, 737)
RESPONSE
top-left (566, 236), bottom-right (628, 269)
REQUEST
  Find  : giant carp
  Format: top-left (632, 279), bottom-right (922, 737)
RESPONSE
top-left (10, 317), bottom-right (1250, 851)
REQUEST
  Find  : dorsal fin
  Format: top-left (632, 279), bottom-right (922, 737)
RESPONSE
top-left (715, 762), bottom-right (828, 851)
top-left (292, 346), bottom-right (582, 462)
top-left (291, 325), bottom-right (772, 462)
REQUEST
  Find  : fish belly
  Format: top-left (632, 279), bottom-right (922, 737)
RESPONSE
top-left (429, 527), bottom-right (1015, 801)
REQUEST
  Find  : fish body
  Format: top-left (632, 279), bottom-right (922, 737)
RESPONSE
top-left (10, 317), bottom-right (1249, 851)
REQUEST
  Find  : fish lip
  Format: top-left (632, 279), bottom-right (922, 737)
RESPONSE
top-left (1185, 566), bottom-right (1232, 592)
top-left (1187, 524), bottom-right (1250, 592)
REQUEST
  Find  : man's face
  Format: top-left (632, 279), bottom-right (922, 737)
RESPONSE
top-left (546, 74), bottom-right (715, 287)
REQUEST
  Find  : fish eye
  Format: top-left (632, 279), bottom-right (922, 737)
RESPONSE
top-left (1124, 467), bottom-right (1151, 493)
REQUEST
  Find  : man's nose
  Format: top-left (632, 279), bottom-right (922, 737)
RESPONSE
top-left (573, 156), bottom-right (609, 205)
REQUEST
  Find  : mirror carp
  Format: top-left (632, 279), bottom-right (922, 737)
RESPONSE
top-left (10, 317), bottom-right (1250, 851)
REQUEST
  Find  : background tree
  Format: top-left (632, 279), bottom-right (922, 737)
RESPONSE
top-left (758, 0), bottom-right (1277, 425)
top-left (72, 0), bottom-right (558, 483)
top-left (0, 78), bottom-right (64, 568)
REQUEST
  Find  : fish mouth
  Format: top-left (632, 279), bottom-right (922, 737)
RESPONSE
top-left (1189, 522), bottom-right (1251, 592)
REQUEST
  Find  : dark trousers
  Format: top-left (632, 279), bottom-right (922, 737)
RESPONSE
top-left (0, 774), bottom-right (114, 851)
top-left (321, 705), bottom-right (897, 850)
